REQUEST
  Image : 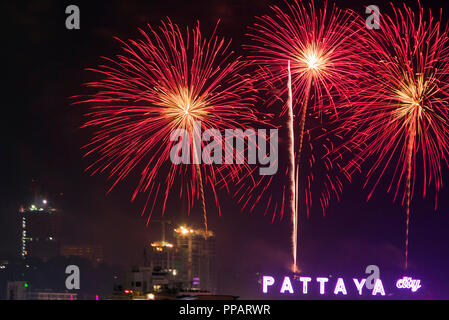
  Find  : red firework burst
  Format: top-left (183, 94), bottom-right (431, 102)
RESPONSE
top-left (341, 3), bottom-right (449, 268)
top-left (244, 0), bottom-right (363, 218)
top-left (74, 19), bottom-right (259, 229)
top-left (244, 0), bottom-right (363, 272)
top-left (246, 0), bottom-right (363, 115)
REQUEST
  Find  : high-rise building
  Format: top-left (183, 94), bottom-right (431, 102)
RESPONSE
top-left (173, 225), bottom-right (216, 293)
top-left (20, 199), bottom-right (60, 262)
top-left (117, 224), bottom-right (216, 299)
top-left (148, 241), bottom-right (175, 272)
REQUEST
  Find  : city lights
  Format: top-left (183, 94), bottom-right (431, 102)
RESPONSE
top-left (147, 293), bottom-right (155, 300)
top-left (174, 225), bottom-right (214, 238)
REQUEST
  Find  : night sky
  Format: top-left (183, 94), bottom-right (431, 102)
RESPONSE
top-left (2, 0), bottom-right (449, 299)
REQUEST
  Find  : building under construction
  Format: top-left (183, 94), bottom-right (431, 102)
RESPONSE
top-left (173, 225), bottom-right (216, 293)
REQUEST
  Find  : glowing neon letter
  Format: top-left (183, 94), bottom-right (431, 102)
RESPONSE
top-left (372, 279), bottom-right (385, 296)
top-left (316, 277), bottom-right (329, 295)
top-left (262, 276), bottom-right (275, 293)
top-left (280, 276), bottom-right (294, 294)
top-left (299, 277), bottom-right (312, 294)
top-left (396, 277), bottom-right (421, 292)
top-left (353, 278), bottom-right (366, 295)
top-left (334, 278), bottom-right (347, 295)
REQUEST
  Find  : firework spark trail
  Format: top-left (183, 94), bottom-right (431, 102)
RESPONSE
top-left (405, 129), bottom-right (415, 270)
top-left (189, 124), bottom-right (209, 235)
top-left (337, 3), bottom-right (449, 269)
top-left (289, 61), bottom-right (313, 273)
top-left (294, 77), bottom-right (312, 272)
top-left (404, 102), bottom-right (419, 269)
top-left (287, 60), bottom-right (298, 272)
top-left (74, 19), bottom-right (260, 227)
top-left (197, 167), bottom-right (208, 235)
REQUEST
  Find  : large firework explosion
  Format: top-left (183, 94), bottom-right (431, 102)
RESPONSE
top-left (339, 3), bottom-right (449, 269)
top-left (75, 19), bottom-right (260, 232)
top-left (245, 0), bottom-right (363, 272)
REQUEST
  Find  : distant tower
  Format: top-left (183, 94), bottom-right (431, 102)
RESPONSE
top-left (148, 241), bottom-right (175, 272)
top-left (20, 198), bottom-right (60, 262)
top-left (173, 225), bottom-right (216, 293)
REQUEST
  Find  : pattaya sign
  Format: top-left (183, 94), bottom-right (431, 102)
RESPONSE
top-left (262, 275), bottom-right (421, 296)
